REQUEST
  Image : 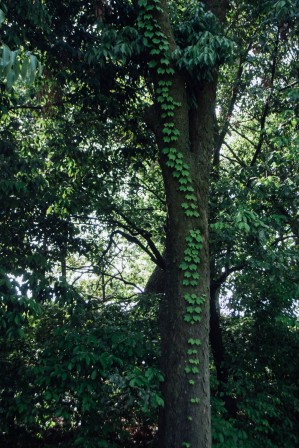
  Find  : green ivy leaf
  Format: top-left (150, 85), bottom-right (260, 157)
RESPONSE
top-left (179, 262), bottom-right (189, 270)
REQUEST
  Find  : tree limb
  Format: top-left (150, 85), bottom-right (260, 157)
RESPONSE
top-left (115, 210), bottom-right (166, 269)
top-left (249, 31), bottom-right (280, 167)
top-left (213, 42), bottom-right (252, 167)
top-left (211, 263), bottom-right (245, 293)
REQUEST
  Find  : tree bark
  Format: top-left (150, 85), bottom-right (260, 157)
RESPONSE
top-left (148, 37), bottom-right (216, 448)
top-left (142, 1), bottom-right (226, 445)
top-left (157, 80), bottom-right (216, 447)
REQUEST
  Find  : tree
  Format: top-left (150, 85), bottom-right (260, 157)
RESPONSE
top-left (1, 0), bottom-right (298, 447)
top-left (1, 1), bottom-right (230, 445)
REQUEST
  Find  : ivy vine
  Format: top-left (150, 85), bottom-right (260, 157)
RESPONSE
top-left (138, 0), bottom-right (207, 445)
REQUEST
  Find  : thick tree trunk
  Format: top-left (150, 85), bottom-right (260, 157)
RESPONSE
top-left (156, 76), bottom-right (216, 448)
top-left (158, 182), bottom-right (212, 447)
top-left (142, 1), bottom-right (225, 445)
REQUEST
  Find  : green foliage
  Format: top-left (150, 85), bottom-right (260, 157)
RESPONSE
top-left (170, 2), bottom-right (235, 80)
top-left (0, 3), bottom-right (44, 89)
top-left (0, 0), bottom-right (298, 446)
top-left (0, 295), bottom-right (162, 447)
top-left (210, 312), bottom-right (299, 448)
top-left (0, 44), bottom-right (42, 89)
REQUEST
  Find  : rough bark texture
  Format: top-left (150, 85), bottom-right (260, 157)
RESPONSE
top-left (157, 80), bottom-right (216, 448)
top-left (147, 1), bottom-right (226, 446)
top-left (154, 39), bottom-right (215, 448)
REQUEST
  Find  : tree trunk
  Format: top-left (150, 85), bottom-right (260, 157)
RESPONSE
top-left (157, 80), bottom-right (216, 447)
top-left (140, 1), bottom-right (225, 445)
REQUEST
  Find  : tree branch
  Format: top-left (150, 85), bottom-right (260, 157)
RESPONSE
top-left (104, 270), bottom-right (143, 293)
top-left (103, 229), bottom-right (165, 269)
top-left (115, 210), bottom-right (165, 269)
top-left (211, 263), bottom-right (245, 293)
top-left (222, 141), bottom-right (247, 167)
top-left (229, 123), bottom-right (255, 147)
top-left (249, 31), bottom-right (280, 167)
top-left (213, 42), bottom-right (252, 167)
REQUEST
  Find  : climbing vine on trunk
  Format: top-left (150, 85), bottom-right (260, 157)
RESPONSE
top-left (138, 1), bottom-right (210, 445)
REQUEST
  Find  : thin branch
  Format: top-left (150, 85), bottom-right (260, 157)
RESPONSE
top-left (250, 31), bottom-right (280, 167)
top-left (214, 42), bottom-right (252, 166)
top-left (66, 265), bottom-right (93, 272)
top-left (103, 229), bottom-right (164, 268)
top-left (71, 272), bottom-right (86, 286)
top-left (278, 80), bottom-right (299, 91)
top-left (229, 123), bottom-right (256, 147)
top-left (115, 210), bottom-right (165, 269)
top-left (220, 154), bottom-right (242, 165)
top-left (223, 141), bottom-right (247, 167)
top-left (104, 271), bottom-right (143, 293)
top-left (211, 264), bottom-right (245, 293)
top-left (131, 179), bottom-right (166, 205)
top-left (271, 235), bottom-right (296, 247)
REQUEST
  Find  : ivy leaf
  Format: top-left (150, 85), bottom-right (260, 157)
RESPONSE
top-left (187, 349), bottom-right (198, 355)
top-left (189, 264), bottom-right (198, 271)
top-left (148, 60), bottom-right (157, 68)
top-left (179, 262), bottom-right (189, 270)
top-left (188, 339), bottom-right (201, 346)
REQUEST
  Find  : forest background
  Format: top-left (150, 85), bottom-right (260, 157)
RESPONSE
top-left (0, 0), bottom-right (298, 447)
